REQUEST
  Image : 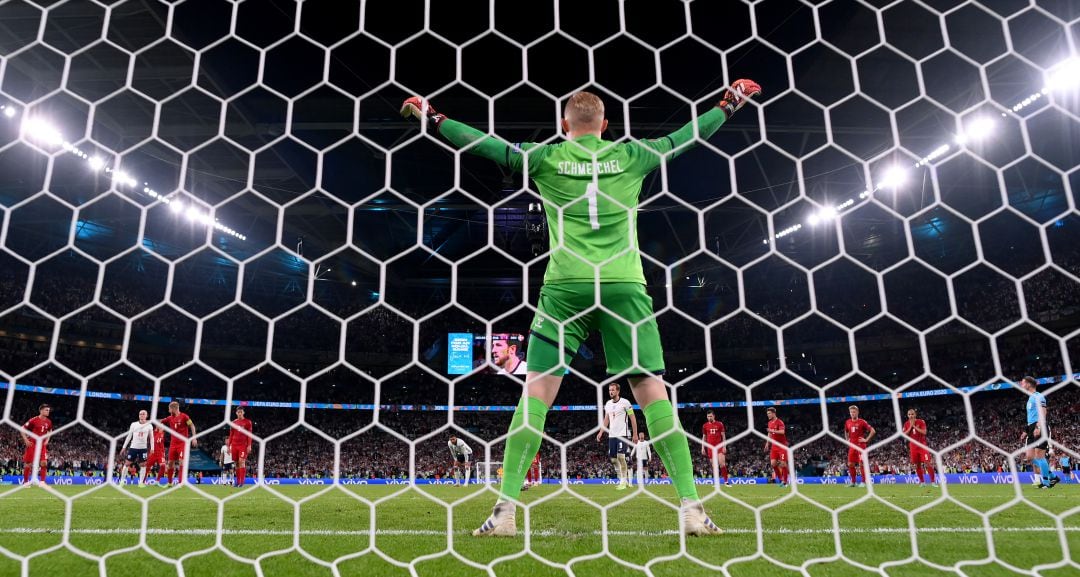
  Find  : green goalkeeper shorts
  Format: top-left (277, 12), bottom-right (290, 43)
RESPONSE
top-left (525, 282), bottom-right (665, 376)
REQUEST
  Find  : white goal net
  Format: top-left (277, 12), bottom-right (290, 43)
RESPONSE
top-left (0, 0), bottom-right (1077, 576)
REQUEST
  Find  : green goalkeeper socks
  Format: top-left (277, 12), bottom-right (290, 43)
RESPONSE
top-left (643, 399), bottom-right (700, 501)
top-left (499, 396), bottom-right (549, 501)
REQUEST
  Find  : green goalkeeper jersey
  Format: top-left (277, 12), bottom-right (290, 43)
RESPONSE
top-left (438, 107), bottom-right (729, 285)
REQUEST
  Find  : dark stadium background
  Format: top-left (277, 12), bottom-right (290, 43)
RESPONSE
top-left (0, 0), bottom-right (1077, 482)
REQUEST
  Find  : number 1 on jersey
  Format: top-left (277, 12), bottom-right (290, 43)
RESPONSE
top-left (585, 183), bottom-right (601, 231)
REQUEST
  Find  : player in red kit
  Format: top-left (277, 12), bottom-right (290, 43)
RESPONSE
top-left (523, 453), bottom-right (541, 490)
top-left (162, 401), bottom-right (198, 486)
top-left (147, 426), bottom-right (166, 484)
top-left (844, 405), bottom-right (875, 487)
top-left (701, 410), bottom-right (730, 487)
top-left (228, 406), bottom-right (253, 488)
top-left (902, 408), bottom-right (937, 487)
top-left (20, 404), bottom-right (53, 486)
top-left (764, 407), bottom-right (790, 487)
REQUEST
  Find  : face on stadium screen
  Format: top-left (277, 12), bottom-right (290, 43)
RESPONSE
top-left (0, 0), bottom-right (1077, 574)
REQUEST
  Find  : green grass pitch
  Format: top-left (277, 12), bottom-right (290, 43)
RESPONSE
top-left (0, 483), bottom-right (1075, 577)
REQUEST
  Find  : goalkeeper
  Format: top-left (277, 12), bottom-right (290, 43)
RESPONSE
top-left (402, 80), bottom-right (760, 537)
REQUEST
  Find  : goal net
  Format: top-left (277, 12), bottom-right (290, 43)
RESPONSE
top-left (475, 461), bottom-right (503, 485)
top-left (0, 0), bottom-right (1077, 575)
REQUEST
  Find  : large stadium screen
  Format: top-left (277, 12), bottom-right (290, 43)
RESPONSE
top-left (446, 333), bottom-right (526, 375)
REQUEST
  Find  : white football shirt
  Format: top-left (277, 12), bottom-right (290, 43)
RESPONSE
top-left (124, 421), bottom-right (154, 450)
top-left (448, 438), bottom-right (473, 458)
top-left (221, 444), bottom-right (234, 465)
top-left (604, 398), bottom-right (633, 438)
top-left (632, 440), bottom-right (651, 463)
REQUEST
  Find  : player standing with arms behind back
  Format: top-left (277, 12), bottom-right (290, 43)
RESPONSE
top-left (701, 410), bottom-right (729, 487)
top-left (161, 401), bottom-right (197, 487)
top-left (20, 404), bottom-right (52, 486)
top-left (764, 407), bottom-right (790, 487)
top-left (597, 383), bottom-right (638, 490)
top-left (844, 405), bottom-right (875, 487)
top-left (630, 431), bottom-right (652, 487)
top-left (403, 78), bottom-right (761, 536)
top-left (229, 407), bottom-right (253, 488)
top-left (902, 408), bottom-right (937, 487)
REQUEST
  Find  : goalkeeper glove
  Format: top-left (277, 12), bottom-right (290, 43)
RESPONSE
top-left (400, 96), bottom-right (447, 132)
top-left (717, 79), bottom-right (762, 117)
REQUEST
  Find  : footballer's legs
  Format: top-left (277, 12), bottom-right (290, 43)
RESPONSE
top-left (614, 451), bottom-right (629, 489)
top-left (718, 453), bottom-right (730, 486)
top-left (629, 375), bottom-right (721, 535)
top-left (473, 372), bottom-right (560, 537)
top-left (236, 453), bottom-right (247, 488)
top-left (1028, 447), bottom-right (1056, 487)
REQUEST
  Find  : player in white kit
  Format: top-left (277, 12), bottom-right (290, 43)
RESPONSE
top-left (448, 435), bottom-right (473, 486)
top-left (629, 431), bottom-right (652, 487)
top-left (596, 383), bottom-right (638, 490)
top-left (118, 410), bottom-right (155, 486)
top-left (219, 439), bottom-right (235, 485)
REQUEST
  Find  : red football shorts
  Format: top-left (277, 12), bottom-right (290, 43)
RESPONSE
top-left (847, 446), bottom-right (866, 463)
top-left (146, 451), bottom-right (163, 466)
top-left (769, 446), bottom-right (788, 462)
top-left (909, 447), bottom-right (931, 464)
top-left (23, 444), bottom-right (46, 464)
top-left (168, 444), bottom-right (186, 462)
top-left (230, 444), bottom-right (249, 462)
top-left (706, 446), bottom-right (725, 460)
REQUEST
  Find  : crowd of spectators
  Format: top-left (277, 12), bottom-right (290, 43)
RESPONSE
top-left (1, 257), bottom-right (1077, 482)
top-left (2, 383), bottom-right (1076, 482)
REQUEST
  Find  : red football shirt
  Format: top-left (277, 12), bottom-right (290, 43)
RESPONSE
top-left (903, 418), bottom-right (927, 447)
top-left (845, 418), bottom-right (872, 448)
top-left (229, 418), bottom-right (253, 446)
top-left (24, 416), bottom-right (52, 441)
top-left (702, 422), bottom-right (725, 446)
top-left (165, 413), bottom-right (192, 443)
top-left (767, 418), bottom-right (787, 446)
top-left (152, 429), bottom-right (165, 452)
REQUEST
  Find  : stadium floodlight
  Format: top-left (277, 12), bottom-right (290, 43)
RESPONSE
top-left (169, 200), bottom-right (183, 213)
top-left (956, 117), bottom-right (996, 145)
top-left (87, 156), bottom-right (105, 171)
top-left (2, 106), bottom-right (15, 118)
top-left (1045, 57), bottom-right (1080, 93)
top-left (807, 213), bottom-right (820, 226)
top-left (23, 117), bottom-right (64, 146)
top-left (877, 166), bottom-right (908, 190)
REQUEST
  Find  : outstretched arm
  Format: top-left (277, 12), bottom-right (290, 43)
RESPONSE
top-left (400, 97), bottom-right (540, 172)
top-left (635, 79), bottom-right (762, 170)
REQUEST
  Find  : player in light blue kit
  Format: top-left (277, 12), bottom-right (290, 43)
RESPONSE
top-left (1019, 376), bottom-right (1059, 489)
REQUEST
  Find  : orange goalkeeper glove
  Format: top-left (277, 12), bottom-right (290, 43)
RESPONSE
top-left (717, 79), bottom-right (762, 117)
top-left (400, 96), bottom-right (447, 132)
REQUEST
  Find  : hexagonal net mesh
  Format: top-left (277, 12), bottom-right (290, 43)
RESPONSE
top-left (0, 0), bottom-right (1078, 575)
